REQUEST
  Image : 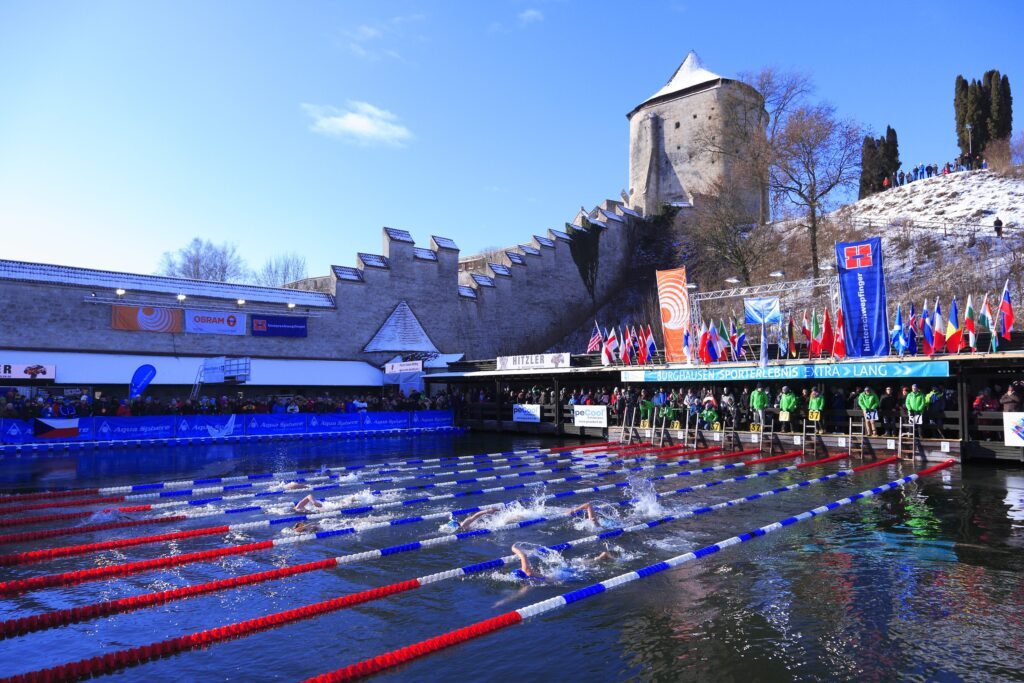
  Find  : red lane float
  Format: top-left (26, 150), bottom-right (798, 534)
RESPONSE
top-left (661, 447), bottom-right (760, 460)
top-left (0, 515), bottom-right (188, 546)
top-left (0, 489), bottom-right (99, 504)
top-left (0, 496), bottom-right (128, 516)
top-left (0, 511), bottom-right (96, 529)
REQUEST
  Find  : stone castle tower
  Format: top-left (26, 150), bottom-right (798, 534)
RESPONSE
top-left (626, 51), bottom-right (764, 217)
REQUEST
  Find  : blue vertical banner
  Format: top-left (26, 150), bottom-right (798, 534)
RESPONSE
top-left (835, 237), bottom-right (889, 357)
top-left (129, 364), bottom-right (157, 399)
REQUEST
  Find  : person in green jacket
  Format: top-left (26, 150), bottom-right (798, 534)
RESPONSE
top-left (857, 387), bottom-right (881, 436)
top-left (777, 386), bottom-right (799, 432)
top-left (905, 384), bottom-right (927, 426)
top-left (750, 384), bottom-right (770, 428)
top-left (807, 389), bottom-right (826, 433)
top-left (700, 405), bottom-right (719, 430)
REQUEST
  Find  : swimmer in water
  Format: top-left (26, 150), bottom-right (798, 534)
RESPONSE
top-left (282, 481), bottom-right (310, 491)
top-left (509, 542), bottom-right (615, 581)
top-left (293, 494), bottom-right (323, 512)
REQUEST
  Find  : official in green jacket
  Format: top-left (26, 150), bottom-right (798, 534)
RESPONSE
top-left (905, 384), bottom-right (927, 426)
top-left (700, 406), bottom-right (718, 430)
top-left (750, 385), bottom-right (770, 427)
top-left (807, 389), bottom-right (826, 433)
top-left (857, 387), bottom-right (880, 435)
top-left (777, 386), bottom-right (799, 432)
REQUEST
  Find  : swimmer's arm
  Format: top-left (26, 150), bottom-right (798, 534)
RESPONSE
top-left (511, 544), bottom-right (535, 577)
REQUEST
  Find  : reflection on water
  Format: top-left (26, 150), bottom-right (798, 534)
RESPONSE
top-left (1, 436), bottom-right (1022, 682)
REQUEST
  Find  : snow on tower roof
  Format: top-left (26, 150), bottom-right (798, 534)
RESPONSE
top-left (641, 51), bottom-right (722, 106)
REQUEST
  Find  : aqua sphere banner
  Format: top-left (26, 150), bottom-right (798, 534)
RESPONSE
top-left (0, 411), bottom-right (455, 445)
top-left (835, 237), bottom-right (889, 357)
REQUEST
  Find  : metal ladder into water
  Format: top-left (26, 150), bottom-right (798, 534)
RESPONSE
top-left (897, 417), bottom-right (918, 460)
top-left (848, 416), bottom-right (867, 459)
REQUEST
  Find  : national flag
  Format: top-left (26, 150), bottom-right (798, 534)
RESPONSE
top-left (586, 321), bottom-right (603, 353)
top-left (932, 299), bottom-right (946, 351)
top-left (907, 302), bottom-right (918, 356)
top-left (33, 418), bottom-right (80, 439)
top-left (601, 327), bottom-right (618, 366)
top-left (891, 304), bottom-right (908, 355)
top-left (620, 326), bottom-right (633, 365)
top-left (801, 309), bottom-right (811, 353)
top-left (645, 324), bottom-right (658, 362)
top-left (833, 305), bottom-right (847, 359)
top-left (787, 314), bottom-right (797, 357)
top-left (716, 320), bottom-right (730, 361)
top-left (921, 299), bottom-right (935, 356)
top-left (636, 325), bottom-right (649, 365)
top-left (945, 296), bottom-right (965, 353)
top-left (759, 321), bottom-right (769, 369)
top-left (819, 306), bottom-right (835, 359)
top-left (731, 317), bottom-right (747, 358)
top-left (979, 293), bottom-right (997, 352)
top-left (706, 321), bottom-right (722, 362)
top-left (964, 295), bottom-right (977, 351)
top-left (631, 325), bottom-right (642, 355)
top-left (682, 327), bottom-right (693, 363)
top-left (809, 309), bottom-right (820, 356)
top-left (697, 320), bottom-right (711, 364)
top-left (999, 279), bottom-right (1014, 340)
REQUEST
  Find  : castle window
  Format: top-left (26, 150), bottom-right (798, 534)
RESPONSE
top-left (674, 121), bottom-right (680, 129)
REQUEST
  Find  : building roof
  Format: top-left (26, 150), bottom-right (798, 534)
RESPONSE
top-left (643, 51), bottom-right (721, 105)
top-left (363, 301), bottom-right (439, 353)
top-left (0, 258), bottom-right (335, 307)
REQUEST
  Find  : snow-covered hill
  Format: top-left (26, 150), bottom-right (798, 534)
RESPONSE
top-left (837, 169), bottom-right (1024, 228)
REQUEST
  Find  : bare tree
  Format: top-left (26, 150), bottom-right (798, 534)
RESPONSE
top-left (253, 252), bottom-right (309, 287)
top-left (771, 105), bottom-right (862, 277)
top-left (688, 179), bottom-right (774, 286)
top-left (157, 238), bottom-right (249, 282)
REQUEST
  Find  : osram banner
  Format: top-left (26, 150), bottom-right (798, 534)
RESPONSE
top-left (835, 237), bottom-right (890, 357)
top-left (112, 306), bottom-right (183, 333)
top-left (656, 267), bottom-right (691, 362)
top-left (185, 310), bottom-right (247, 335)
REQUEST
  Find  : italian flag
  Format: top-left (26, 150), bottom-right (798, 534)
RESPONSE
top-left (979, 293), bottom-right (998, 352)
top-left (964, 294), bottom-right (977, 351)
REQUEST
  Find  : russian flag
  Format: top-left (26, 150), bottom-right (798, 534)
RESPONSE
top-left (33, 418), bottom-right (80, 440)
top-left (1000, 280), bottom-right (1015, 340)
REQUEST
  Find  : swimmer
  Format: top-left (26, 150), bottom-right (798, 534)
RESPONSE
top-left (509, 542), bottom-right (616, 582)
top-left (282, 481), bottom-right (310, 491)
top-left (293, 494), bottom-right (323, 512)
top-left (453, 507), bottom-right (501, 531)
top-left (568, 502), bottom-right (622, 529)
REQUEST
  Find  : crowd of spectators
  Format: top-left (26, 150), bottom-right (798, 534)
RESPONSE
top-left (477, 380), bottom-right (1024, 441)
top-left (0, 389), bottom-right (459, 421)
top-left (883, 155), bottom-right (986, 189)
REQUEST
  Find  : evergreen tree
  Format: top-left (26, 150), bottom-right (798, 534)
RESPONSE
top-left (994, 74), bottom-right (1013, 140)
top-left (987, 70), bottom-right (1004, 143)
top-left (882, 126), bottom-right (900, 177)
top-left (965, 79), bottom-right (990, 155)
top-left (859, 135), bottom-right (883, 199)
top-left (955, 75), bottom-right (969, 154)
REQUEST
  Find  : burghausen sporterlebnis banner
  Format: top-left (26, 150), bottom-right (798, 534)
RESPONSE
top-left (835, 237), bottom-right (889, 357)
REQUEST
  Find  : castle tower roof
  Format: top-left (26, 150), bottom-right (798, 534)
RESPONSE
top-left (644, 51), bottom-right (721, 104)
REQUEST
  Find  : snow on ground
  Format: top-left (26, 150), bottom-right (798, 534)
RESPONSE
top-left (837, 169), bottom-right (1024, 228)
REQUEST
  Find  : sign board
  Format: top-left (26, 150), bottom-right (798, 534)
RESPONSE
top-left (0, 363), bottom-right (55, 380)
top-left (836, 237), bottom-right (890, 357)
top-left (385, 360), bottom-right (424, 374)
top-left (496, 353), bottom-right (570, 371)
top-left (572, 405), bottom-right (607, 428)
top-left (251, 315), bottom-right (308, 338)
top-left (512, 404), bottom-right (542, 423)
top-left (622, 360), bottom-right (949, 384)
top-left (111, 305), bottom-right (183, 333)
top-left (185, 310), bottom-right (246, 335)
top-left (1003, 412), bottom-right (1024, 447)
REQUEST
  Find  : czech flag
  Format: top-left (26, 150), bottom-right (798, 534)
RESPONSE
top-left (33, 418), bottom-right (80, 440)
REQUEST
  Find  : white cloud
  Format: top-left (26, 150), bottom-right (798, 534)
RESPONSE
top-left (518, 9), bottom-right (544, 25)
top-left (302, 102), bottom-right (413, 146)
top-left (353, 24), bottom-right (383, 40)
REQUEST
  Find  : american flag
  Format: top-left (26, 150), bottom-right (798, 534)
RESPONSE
top-left (586, 321), bottom-right (603, 353)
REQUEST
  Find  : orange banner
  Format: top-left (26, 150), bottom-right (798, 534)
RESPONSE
top-left (112, 305), bottom-right (184, 333)
top-left (656, 267), bottom-right (691, 362)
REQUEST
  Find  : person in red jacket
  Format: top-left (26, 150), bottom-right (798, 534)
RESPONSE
top-left (115, 399), bottom-right (132, 417)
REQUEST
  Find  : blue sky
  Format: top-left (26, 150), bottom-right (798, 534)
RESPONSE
top-left (1, 1), bottom-right (1021, 278)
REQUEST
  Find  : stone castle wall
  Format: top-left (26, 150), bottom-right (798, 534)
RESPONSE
top-left (0, 201), bottom-right (641, 365)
